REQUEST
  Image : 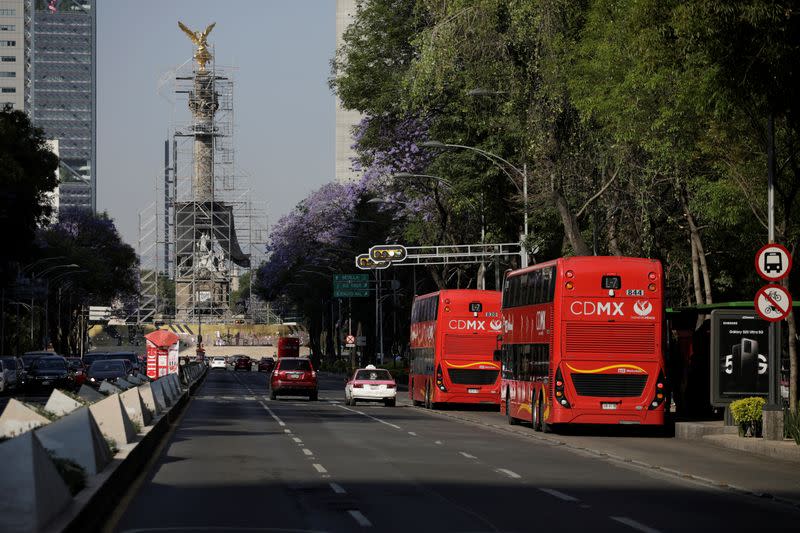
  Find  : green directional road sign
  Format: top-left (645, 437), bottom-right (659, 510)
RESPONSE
top-left (333, 273), bottom-right (370, 298)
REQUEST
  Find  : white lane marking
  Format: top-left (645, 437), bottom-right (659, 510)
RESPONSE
top-left (293, 437), bottom-right (302, 443)
top-left (313, 463), bottom-right (328, 474)
top-left (284, 429), bottom-right (292, 434)
top-left (539, 488), bottom-right (579, 502)
top-left (302, 448), bottom-right (313, 456)
top-left (435, 440), bottom-right (443, 445)
top-left (610, 516), bottom-right (661, 533)
top-left (244, 396), bottom-right (256, 400)
top-left (347, 510), bottom-right (372, 527)
top-left (459, 452), bottom-right (477, 459)
top-left (408, 431), bottom-right (417, 436)
top-left (496, 468), bottom-right (521, 479)
top-left (335, 404), bottom-right (402, 430)
top-left (330, 482), bottom-right (347, 494)
top-left (259, 401), bottom-right (286, 427)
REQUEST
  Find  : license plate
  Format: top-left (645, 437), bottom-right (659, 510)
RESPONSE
top-left (601, 403), bottom-right (618, 410)
top-left (289, 373), bottom-right (301, 379)
top-left (468, 388), bottom-right (479, 394)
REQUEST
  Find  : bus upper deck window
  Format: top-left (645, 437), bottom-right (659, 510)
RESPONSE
top-left (601, 275), bottom-right (621, 290)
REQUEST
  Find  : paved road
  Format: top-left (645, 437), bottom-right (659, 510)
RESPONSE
top-left (110, 370), bottom-right (799, 532)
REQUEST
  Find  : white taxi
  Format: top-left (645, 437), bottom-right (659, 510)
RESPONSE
top-left (209, 356), bottom-right (227, 370)
top-left (345, 365), bottom-right (397, 407)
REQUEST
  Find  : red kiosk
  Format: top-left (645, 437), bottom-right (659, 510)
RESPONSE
top-left (145, 329), bottom-right (180, 379)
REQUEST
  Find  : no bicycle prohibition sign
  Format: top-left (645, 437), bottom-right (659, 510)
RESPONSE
top-left (754, 284), bottom-right (793, 322)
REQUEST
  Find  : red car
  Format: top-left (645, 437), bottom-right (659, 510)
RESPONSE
top-left (270, 357), bottom-right (318, 401)
top-left (65, 357), bottom-right (87, 388)
top-left (258, 357), bottom-right (275, 373)
top-left (233, 356), bottom-right (252, 372)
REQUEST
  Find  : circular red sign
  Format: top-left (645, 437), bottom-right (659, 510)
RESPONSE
top-left (754, 243), bottom-right (792, 281)
top-left (345, 335), bottom-right (356, 344)
top-left (754, 284), bottom-right (793, 322)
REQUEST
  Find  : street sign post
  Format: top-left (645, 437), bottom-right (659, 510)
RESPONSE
top-left (755, 243), bottom-right (792, 281)
top-left (754, 284), bottom-right (793, 322)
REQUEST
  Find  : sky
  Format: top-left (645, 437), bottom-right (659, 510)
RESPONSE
top-left (96, 1), bottom-right (337, 247)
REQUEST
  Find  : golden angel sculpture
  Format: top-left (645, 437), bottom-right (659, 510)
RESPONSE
top-left (178, 21), bottom-right (216, 73)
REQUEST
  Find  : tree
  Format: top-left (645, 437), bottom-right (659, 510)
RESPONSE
top-left (37, 210), bottom-right (139, 355)
top-left (0, 107), bottom-right (59, 285)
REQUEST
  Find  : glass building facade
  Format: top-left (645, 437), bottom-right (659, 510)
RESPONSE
top-left (25, 0), bottom-right (96, 212)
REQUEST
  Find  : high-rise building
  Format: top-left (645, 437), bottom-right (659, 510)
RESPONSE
top-left (24, 0), bottom-right (96, 212)
top-left (0, 1), bottom-right (24, 111)
top-left (335, 0), bottom-right (361, 183)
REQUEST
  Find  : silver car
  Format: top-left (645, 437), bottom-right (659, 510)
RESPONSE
top-left (0, 357), bottom-right (23, 393)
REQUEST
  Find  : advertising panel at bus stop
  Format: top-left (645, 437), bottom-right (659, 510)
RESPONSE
top-left (145, 329), bottom-right (180, 379)
top-left (709, 310), bottom-right (769, 406)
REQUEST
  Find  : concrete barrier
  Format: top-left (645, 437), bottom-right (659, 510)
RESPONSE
top-left (149, 378), bottom-right (170, 410)
top-left (120, 387), bottom-right (151, 427)
top-left (98, 381), bottom-right (123, 395)
top-left (0, 431), bottom-right (72, 532)
top-left (0, 398), bottom-right (52, 438)
top-left (78, 384), bottom-right (105, 403)
top-left (137, 382), bottom-right (160, 416)
top-left (88, 394), bottom-right (137, 446)
top-left (159, 376), bottom-right (177, 403)
top-left (115, 378), bottom-right (135, 390)
top-left (44, 389), bottom-right (85, 417)
top-left (126, 375), bottom-right (143, 385)
top-left (36, 407), bottom-right (112, 476)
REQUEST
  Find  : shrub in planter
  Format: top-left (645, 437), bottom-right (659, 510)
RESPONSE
top-left (730, 397), bottom-right (766, 437)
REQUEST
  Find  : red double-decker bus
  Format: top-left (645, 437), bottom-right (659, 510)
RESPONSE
top-left (409, 289), bottom-right (503, 408)
top-left (500, 256), bottom-right (667, 431)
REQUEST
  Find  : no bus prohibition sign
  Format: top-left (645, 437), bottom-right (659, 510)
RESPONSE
top-left (754, 284), bottom-right (793, 322)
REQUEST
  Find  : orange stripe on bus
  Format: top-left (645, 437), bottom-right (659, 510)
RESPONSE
top-left (565, 363), bottom-right (646, 374)
top-left (444, 361), bottom-right (500, 369)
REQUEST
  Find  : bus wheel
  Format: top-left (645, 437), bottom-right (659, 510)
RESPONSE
top-left (506, 396), bottom-right (518, 426)
top-left (540, 397), bottom-right (551, 434)
top-left (532, 394), bottom-right (542, 432)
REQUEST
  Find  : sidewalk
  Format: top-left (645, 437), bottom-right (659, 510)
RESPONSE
top-left (676, 420), bottom-right (800, 464)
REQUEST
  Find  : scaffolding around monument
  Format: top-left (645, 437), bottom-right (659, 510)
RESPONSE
top-left (132, 60), bottom-right (277, 325)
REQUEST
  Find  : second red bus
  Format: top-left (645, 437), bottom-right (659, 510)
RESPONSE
top-left (409, 289), bottom-right (502, 408)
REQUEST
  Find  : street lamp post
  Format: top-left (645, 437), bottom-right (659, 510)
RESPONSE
top-left (421, 140), bottom-right (529, 267)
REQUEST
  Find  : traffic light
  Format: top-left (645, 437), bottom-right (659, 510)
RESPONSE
top-left (355, 253), bottom-right (390, 270)
top-left (369, 244), bottom-right (407, 262)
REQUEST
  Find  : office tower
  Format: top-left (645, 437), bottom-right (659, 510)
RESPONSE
top-left (0, 0), bottom-right (23, 111)
top-left (335, 0), bottom-right (361, 183)
top-left (25, 0), bottom-right (96, 212)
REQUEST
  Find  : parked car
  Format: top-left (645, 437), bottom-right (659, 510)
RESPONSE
top-left (257, 357), bottom-right (275, 373)
top-left (0, 356), bottom-right (23, 393)
top-left (65, 357), bottom-right (87, 388)
top-left (25, 355), bottom-right (72, 392)
top-left (86, 359), bottom-right (129, 388)
top-left (234, 356), bottom-right (252, 372)
top-left (210, 356), bottom-right (227, 370)
top-left (88, 351), bottom-right (142, 374)
top-left (21, 351), bottom-right (55, 371)
top-left (270, 357), bottom-right (318, 401)
top-left (345, 365), bottom-right (397, 407)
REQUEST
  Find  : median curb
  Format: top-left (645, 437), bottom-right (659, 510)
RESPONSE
top-left (46, 365), bottom-right (207, 533)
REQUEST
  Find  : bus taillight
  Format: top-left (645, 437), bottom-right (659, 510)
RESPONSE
top-left (436, 365), bottom-right (447, 392)
top-left (554, 367), bottom-right (571, 408)
top-left (648, 370), bottom-right (667, 410)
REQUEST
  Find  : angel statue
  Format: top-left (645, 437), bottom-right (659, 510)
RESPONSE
top-left (178, 21), bottom-right (216, 73)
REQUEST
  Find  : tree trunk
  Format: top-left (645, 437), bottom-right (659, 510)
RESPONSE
top-left (690, 236), bottom-right (704, 306)
top-left (429, 266), bottom-right (447, 290)
top-left (679, 185), bottom-right (712, 304)
top-left (786, 283), bottom-right (798, 412)
top-left (607, 207), bottom-right (623, 256)
top-left (552, 188), bottom-right (591, 256)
